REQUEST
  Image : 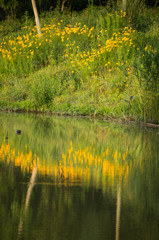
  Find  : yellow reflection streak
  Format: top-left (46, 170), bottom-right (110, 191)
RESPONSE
top-left (0, 141), bottom-right (130, 189)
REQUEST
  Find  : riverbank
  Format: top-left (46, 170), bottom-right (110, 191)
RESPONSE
top-left (0, 5), bottom-right (159, 123)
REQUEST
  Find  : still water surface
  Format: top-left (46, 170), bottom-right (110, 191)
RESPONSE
top-left (0, 113), bottom-right (159, 240)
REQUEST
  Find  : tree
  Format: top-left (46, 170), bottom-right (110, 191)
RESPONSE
top-left (61, 0), bottom-right (67, 11)
top-left (122, 0), bottom-right (127, 11)
top-left (31, 0), bottom-right (42, 38)
top-left (99, 0), bottom-right (102, 6)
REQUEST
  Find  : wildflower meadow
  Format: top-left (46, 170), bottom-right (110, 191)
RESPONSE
top-left (0, 6), bottom-right (159, 123)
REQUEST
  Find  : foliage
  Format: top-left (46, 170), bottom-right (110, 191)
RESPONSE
top-left (0, 0), bottom-right (19, 18)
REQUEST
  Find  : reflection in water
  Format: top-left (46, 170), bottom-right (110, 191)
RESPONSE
top-left (24, 163), bottom-right (38, 210)
top-left (0, 141), bottom-right (129, 191)
top-left (5, 131), bottom-right (8, 145)
top-left (115, 186), bottom-right (121, 240)
top-left (18, 163), bottom-right (38, 237)
top-left (0, 113), bottom-right (159, 240)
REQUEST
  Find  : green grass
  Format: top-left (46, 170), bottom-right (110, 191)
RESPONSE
top-left (0, 6), bottom-right (159, 123)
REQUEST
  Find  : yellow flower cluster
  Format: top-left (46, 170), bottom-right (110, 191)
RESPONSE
top-left (0, 21), bottom-right (94, 62)
top-left (0, 26), bottom-right (39, 61)
top-left (0, 11), bottom-right (129, 65)
top-left (144, 44), bottom-right (156, 54)
top-left (0, 11), bottom-right (156, 76)
top-left (65, 26), bottom-right (136, 72)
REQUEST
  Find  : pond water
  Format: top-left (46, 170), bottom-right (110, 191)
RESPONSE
top-left (0, 112), bottom-right (159, 240)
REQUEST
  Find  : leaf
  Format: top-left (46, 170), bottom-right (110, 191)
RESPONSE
top-left (130, 95), bottom-right (134, 100)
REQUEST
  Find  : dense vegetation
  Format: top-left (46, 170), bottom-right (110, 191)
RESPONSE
top-left (0, 1), bottom-right (159, 123)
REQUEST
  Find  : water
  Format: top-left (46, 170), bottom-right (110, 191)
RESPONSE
top-left (0, 112), bottom-right (159, 240)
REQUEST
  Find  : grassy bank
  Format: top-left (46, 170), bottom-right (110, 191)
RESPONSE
top-left (0, 5), bottom-right (159, 123)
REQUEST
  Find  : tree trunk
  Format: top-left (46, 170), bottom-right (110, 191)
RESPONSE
top-left (99, 0), bottom-right (102, 6)
top-left (122, 0), bottom-right (127, 11)
top-left (61, 0), bottom-right (67, 12)
top-left (31, 0), bottom-right (42, 38)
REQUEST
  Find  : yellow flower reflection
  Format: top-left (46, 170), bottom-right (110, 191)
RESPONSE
top-left (0, 141), bottom-right (130, 190)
